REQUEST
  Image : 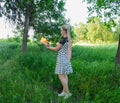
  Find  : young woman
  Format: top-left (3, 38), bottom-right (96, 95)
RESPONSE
top-left (45, 25), bottom-right (73, 99)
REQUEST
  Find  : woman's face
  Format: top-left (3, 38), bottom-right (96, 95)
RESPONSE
top-left (61, 29), bottom-right (66, 36)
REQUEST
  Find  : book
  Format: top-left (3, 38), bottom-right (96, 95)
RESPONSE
top-left (40, 37), bottom-right (49, 45)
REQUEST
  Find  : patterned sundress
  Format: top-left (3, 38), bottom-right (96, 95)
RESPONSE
top-left (55, 37), bottom-right (73, 74)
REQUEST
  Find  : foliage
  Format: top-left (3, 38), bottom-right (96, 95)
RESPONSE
top-left (114, 19), bottom-right (120, 37)
top-left (83, 0), bottom-right (120, 24)
top-left (0, 0), bottom-right (68, 52)
top-left (74, 17), bottom-right (118, 43)
top-left (34, 24), bottom-right (75, 44)
top-left (0, 41), bottom-right (120, 102)
top-left (74, 22), bottom-right (88, 41)
top-left (0, 0), bottom-right (67, 37)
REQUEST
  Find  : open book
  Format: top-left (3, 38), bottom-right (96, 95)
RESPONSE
top-left (40, 37), bottom-right (49, 45)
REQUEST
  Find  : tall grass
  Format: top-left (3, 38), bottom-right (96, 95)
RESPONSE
top-left (0, 41), bottom-right (120, 103)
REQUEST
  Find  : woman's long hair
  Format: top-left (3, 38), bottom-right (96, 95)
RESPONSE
top-left (61, 25), bottom-right (72, 60)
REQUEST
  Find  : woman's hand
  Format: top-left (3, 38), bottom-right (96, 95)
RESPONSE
top-left (45, 42), bottom-right (62, 52)
top-left (56, 42), bottom-right (59, 46)
top-left (45, 43), bottom-right (51, 49)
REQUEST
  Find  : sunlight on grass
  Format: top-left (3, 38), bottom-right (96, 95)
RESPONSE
top-left (73, 41), bottom-right (118, 47)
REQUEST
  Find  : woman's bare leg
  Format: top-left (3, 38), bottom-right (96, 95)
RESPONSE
top-left (58, 74), bottom-right (69, 93)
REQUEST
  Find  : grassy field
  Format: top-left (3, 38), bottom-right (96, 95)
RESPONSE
top-left (0, 41), bottom-right (120, 103)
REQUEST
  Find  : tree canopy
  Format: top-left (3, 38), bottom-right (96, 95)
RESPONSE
top-left (83, 0), bottom-right (120, 25)
top-left (74, 17), bottom-right (118, 43)
top-left (0, 0), bottom-right (67, 35)
top-left (0, 0), bottom-right (68, 52)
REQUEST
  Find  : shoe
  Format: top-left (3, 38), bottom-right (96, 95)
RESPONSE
top-left (64, 93), bottom-right (72, 99)
top-left (58, 92), bottom-right (66, 97)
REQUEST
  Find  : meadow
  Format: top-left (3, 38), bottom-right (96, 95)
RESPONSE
top-left (0, 40), bottom-right (120, 103)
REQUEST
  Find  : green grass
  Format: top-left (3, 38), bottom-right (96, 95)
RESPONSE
top-left (0, 41), bottom-right (120, 103)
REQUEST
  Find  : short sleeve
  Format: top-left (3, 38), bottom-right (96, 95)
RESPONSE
top-left (59, 37), bottom-right (68, 45)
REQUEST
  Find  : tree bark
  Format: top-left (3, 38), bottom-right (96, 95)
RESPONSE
top-left (115, 34), bottom-right (120, 68)
top-left (22, 6), bottom-right (30, 53)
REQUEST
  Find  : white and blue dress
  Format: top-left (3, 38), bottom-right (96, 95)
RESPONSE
top-left (55, 37), bottom-right (73, 74)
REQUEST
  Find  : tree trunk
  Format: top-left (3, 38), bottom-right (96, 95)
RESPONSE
top-left (22, 7), bottom-right (30, 53)
top-left (115, 34), bottom-right (120, 68)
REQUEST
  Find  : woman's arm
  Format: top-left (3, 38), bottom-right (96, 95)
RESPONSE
top-left (46, 43), bottom-right (62, 52)
top-left (67, 43), bottom-right (72, 61)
